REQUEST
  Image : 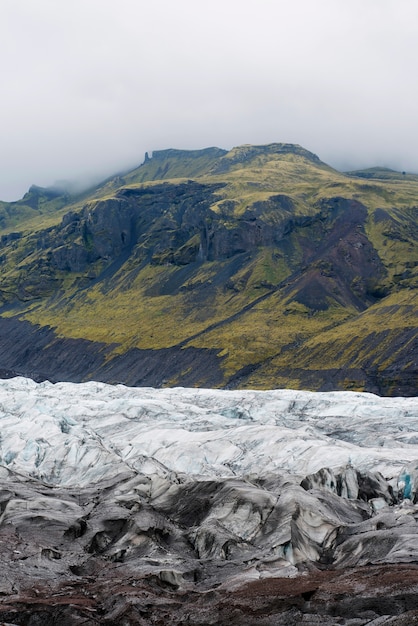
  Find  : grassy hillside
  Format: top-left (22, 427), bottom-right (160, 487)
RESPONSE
top-left (0, 143), bottom-right (416, 394)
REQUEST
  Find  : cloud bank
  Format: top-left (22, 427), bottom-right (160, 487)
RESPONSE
top-left (1, 0), bottom-right (418, 200)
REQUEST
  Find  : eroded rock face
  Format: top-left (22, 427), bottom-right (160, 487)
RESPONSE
top-left (0, 379), bottom-right (418, 623)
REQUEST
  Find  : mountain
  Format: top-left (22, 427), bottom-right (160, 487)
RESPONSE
top-left (0, 143), bottom-right (417, 394)
top-left (1, 377), bottom-right (418, 624)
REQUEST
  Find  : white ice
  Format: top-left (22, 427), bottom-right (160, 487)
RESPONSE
top-left (0, 377), bottom-right (417, 487)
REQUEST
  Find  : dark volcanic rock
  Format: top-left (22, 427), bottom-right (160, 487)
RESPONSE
top-left (0, 313), bottom-right (415, 394)
top-left (0, 317), bottom-right (225, 387)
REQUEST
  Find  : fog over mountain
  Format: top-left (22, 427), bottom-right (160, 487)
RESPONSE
top-left (2, 0), bottom-right (418, 200)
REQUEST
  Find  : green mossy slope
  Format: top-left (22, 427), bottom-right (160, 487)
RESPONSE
top-left (0, 143), bottom-right (416, 394)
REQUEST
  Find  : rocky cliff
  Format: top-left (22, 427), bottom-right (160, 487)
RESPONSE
top-left (0, 143), bottom-right (416, 393)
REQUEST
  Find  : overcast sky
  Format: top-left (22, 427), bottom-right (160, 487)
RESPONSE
top-left (1, 0), bottom-right (418, 201)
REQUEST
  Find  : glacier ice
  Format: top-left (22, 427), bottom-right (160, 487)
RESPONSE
top-left (1, 376), bottom-right (418, 604)
top-left (0, 377), bottom-right (416, 489)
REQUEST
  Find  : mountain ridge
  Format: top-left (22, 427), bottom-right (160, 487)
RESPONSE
top-left (0, 143), bottom-right (416, 394)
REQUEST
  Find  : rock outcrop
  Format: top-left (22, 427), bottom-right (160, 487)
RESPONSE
top-left (0, 143), bottom-right (416, 394)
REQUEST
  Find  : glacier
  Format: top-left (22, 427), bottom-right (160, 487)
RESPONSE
top-left (1, 377), bottom-right (418, 625)
top-left (0, 377), bottom-right (417, 486)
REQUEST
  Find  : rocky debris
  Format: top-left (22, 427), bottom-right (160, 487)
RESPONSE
top-left (2, 566), bottom-right (418, 625)
top-left (0, 312), bottom-right (415, 395)
top-left (0, 317), bottom-right (225, 387)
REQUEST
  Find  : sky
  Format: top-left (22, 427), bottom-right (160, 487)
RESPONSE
top-left (1, 0), bottom-right (418, 201)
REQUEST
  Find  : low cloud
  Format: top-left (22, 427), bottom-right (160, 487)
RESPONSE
top-left (1, 0), bottom-right (418, 200)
